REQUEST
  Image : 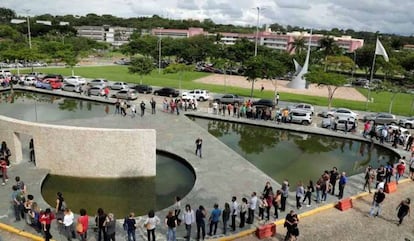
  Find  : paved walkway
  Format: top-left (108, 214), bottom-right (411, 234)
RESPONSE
top-left (0, 87), bottom-right (411, 241)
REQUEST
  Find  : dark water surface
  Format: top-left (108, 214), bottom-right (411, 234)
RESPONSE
top-left (192, 117), bottom-right (399, 185)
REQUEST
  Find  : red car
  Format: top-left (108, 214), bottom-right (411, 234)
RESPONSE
top-left (44, 78), bottom-right (62, 89)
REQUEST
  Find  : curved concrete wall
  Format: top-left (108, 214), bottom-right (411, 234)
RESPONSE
top-left (0, 115), bottom-right (156, 178)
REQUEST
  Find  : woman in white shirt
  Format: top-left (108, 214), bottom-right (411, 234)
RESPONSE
top-left (182, 204), bottom-right (195, 241)
top-left (144, 210), bottom-right (160, 241)
top-left (60, 208), bottom-right (75, 241)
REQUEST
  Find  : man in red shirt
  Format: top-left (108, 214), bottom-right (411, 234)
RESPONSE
top-left (396, 159), bottom-right (406, 184)
top-left (104, 87), bottom-right (110, 99)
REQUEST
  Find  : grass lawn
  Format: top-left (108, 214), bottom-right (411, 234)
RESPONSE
top-left (16, 65), bottom-right (414, 116)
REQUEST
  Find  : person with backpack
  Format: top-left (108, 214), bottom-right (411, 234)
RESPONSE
top-left (125, 212), bottom-right (137, 241)
top-left (77, 208), bottom-right (88, 241)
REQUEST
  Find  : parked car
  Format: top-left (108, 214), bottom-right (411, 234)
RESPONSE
top-left (0, 70), bottom-right (12, 77)
top-left (153, 87), bottom-right (180, 97)
top-left (399, 117), bottom-right (414, 129)
top-left (322, 116), bottom-right (357, 132)
top-left (62, 83), bottom-right (81, 93)
top-left (89, 85), bottom-right (106, 96)
top-left (375, 125), bottom-right (411, 143)
top-left (43, 74), bottom-right (64, 82)
top-left (20, 76), bottom-right (37, 86)
top-left (133, 84), bottom-right (153, 94)
top-left (89, 79), bottom-right (108, 87)
top-left (35, 79), bottom-right (62, 90)
top-left (327, 108), bottom-right (359, 120)
top-left (110, 82), bottom-right (129, 90)
top-left (181, 92), bottom-right (196, 101)
top-left (252, 99), bottom-right (275, 108)
top-left (113, 90), bottom-right (138, 100)
top-left (213, 94), bottom-right (244, 104)
top-left (288, 109), bottom-right (312, 125)
top-left (363, 113), bottom-right (397, 125)
top-left (289, 103), bottom-right (315, 115)
top-left (64, 76), bottom-right (86, 85)
top-left (182, 89), bottom-right (210, 101)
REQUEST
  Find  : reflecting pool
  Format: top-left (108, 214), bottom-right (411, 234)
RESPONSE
top-left (0, 91), bottom-right (112, 122)
top-left (192, 117), bottom-right (399, 185)
top-left (41, 152), bottom-right (195, 217)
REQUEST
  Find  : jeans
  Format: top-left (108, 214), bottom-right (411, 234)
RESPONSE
top-left (369, 202), bottom-right (382, 216)
top-left (98, 227), bottom-right (107, 241)
top-left (281, 196), bottom-right (287, 211)
top-left (239, 212), bottom-right (246, 228)
top-left (195, 147), bottom-right (202, 158)
top-left (396, 173), bottom-right (403, 183)
top-left (13, 204), bottom-right (21, 221)
top-left (231, 215), bottom-right (236, 231)
top-left (185, 224), bottom-right (191, 241)
top-left (247, 208), bottom-right (255, 224)
top-left (338, 184), bottom-right (345, 199)
top-left (296, 196), bottom-right (302, 209)
top-left (166, 227), bottom-right (176, 241)
top-left (196, 222), bottom-right (205, 240)
top-left (147, 228), bottom-right (155, 241)
top-left (316, 189), bottom-right (321, 203)
top-left (209, 221), bottom-right (218, 235)
top-left (127, 229), bottom-right (136, 241)
top-left (222, 219), bottom-right (228, 235)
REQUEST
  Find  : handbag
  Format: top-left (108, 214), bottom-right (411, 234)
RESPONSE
top-left (76, 222), bottom-right (83, 233)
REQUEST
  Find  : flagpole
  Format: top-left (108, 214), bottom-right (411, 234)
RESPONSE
top-left (365, 41), bottom-right (378, 110)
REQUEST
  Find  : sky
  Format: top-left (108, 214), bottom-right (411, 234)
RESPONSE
top-left (2, 0), bottom-right (414, 36)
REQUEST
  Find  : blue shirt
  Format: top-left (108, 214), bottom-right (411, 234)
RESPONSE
top-left (339, 176), bottom-right (347, 185)
top-left (210, 208), bottom-right (221, 222)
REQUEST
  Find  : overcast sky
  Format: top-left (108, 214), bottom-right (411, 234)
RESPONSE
top-left (2, 0), bottom-right (414, 35)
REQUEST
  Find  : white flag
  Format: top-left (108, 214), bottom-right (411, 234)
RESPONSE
top-left (375, 39), bottom-right (389, 62)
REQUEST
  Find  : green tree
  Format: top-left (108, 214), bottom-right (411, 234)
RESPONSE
top-left (0, 8), bottom-right (16, 23)
top-left (162, 63), bottom-right (192, 91)
top-left (128, 56), bottom-right (155, 84)
top-left (319, 36), bottom-right (339, 71)
top-left (244, 55), bottom-right (287, 97)
top-left (325, 55), bottom-right (354, 73)
top-left (62, 51), bottom-right (79, 75)
top-left (305, 68), bottom-right (347, 109)
top-left (288, 37), bottom-right (306, 54)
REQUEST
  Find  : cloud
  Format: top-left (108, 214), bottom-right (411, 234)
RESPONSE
top-left (0, 0), bottom-right (413, 35)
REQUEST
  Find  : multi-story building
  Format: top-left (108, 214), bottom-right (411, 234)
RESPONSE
top-left (75, 25), bottom-right (135, 47)
top-left (403, 44), bottom-right (414, 51)
top-left (150, 27), bottom-right (364, 53)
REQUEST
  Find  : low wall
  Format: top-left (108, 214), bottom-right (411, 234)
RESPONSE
top-left (0, 115), bottom-right (156, 177)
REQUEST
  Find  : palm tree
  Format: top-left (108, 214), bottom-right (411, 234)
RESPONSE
top-left (288, 37), bottom-right (306, 54)
top-left (319, 37), bottom-right (338, 71)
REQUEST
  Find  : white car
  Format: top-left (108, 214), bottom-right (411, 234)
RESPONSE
top-left (21, 76), bottom-right (37, 86)
top-left (289, 109), bottom-right (312, 125)
top-left (64, 76), bottom-right (86, 85)
top-left (182, 89), bottom-right (210, 101)
top-left (110, 82), bottom-right (129, 90)
top-left (327, 108), bottom-right (358, 120)
top-left (398, 117), bottom-right (414, 129)
top-left (289, 103), bottom-right (315, 115)
top-left (62, 83), bottom-right (81, 93)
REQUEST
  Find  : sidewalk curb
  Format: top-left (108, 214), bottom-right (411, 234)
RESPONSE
top-left (0, 223), bottom-right (50, 241)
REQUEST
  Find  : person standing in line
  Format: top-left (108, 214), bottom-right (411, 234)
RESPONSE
top-left (273, 190), bottom-right (281, 218)
top-left (40, 208), bottom-right (55, 241)
top-left (150, 98), bottom-right (156, 114)
top-left (329, 167), bottom-right (339, 195)
top-left (222, 203), bottom-right (230, 235)
top-left (239, 198), bottom-right (248, 228)
top-left (281, 180), bottom-right (289, 212)
top-left (104, 213), bottom-right (116, 241)
top-left (409, 155), bottom-right (414, 180)
top-left (208, 203), bottom-right (221, 236)
top-left (0, 141), bottom-right (11, 166)
top-left (95, 208), bottom-right (107, 241)
top-left (369, 188), bottom-right (386, 217)
top-left (56, 192), bottom-right (66, 224)
top-left (182, 205), bottom-right (195, 241)
top-left (258, 195), bottom-right (267, 220)
top-left (315, 177), bottom-right (323, 203)
top-left (295, 182), bottom-right (304, 210)
top-left (406, 135), bottom-right (414, 151)
top-left (302, 180), bottom-right (314, 207)
top-left (59, 208), bottom-right (75, 241)
top-left (247, 192), bottom-right (257, 224)
top-left (363, 165), bottom-right (375, 193)
top-left (195, 205), bottom-right (206, 241)
top-left (396, 198), bottom-right (411, 226)
top-left (11, 185), bottom-right (23, 222)
top-left (143, 210), bottom-right (160, 241)
top-left (230, 196), bottom-right (238, 232)
top-left (338, 172), bottom-right (347, 199)
top-left (195, 138), bottom-right (203, 158)
top-left (126, 212), bottom-right (137, 241)
top-left (165, 210), bottom-right (177, 241)
top-left (77, 209), bottom-right (88, 241)
top-left (1, 157), bottom-right (8, 186)
top-left (140, 101), bottom-right (146, 117)
top-left (396, 159), bottom-right (406, 184)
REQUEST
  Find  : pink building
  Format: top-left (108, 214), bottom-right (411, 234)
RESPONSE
top-left (150, 27), bottom-right (364, 53)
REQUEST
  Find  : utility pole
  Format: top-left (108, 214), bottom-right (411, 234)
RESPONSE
top-left (254, 7), bottom-right (260, 57)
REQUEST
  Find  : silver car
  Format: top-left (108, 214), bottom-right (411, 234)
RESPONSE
top-left (89, 86), bottom-right (105, 96)
top-left (289, 110), bottom-right (312, 125)
top-left (89, 79), bottom-right (108, 87)
top-left (62, 83), bottom-right (81, 93)
top-left (110, 82), bottom-right (129, 90)
top-left (399, 117), bottom-right (414, 129)
top-left (113, 90), bottom-right (138, 100)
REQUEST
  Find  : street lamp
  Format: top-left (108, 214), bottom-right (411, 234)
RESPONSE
top-left (157, 27), bottom-right (163, 74)
top-left (254, 7), bottom-right (264, 57)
